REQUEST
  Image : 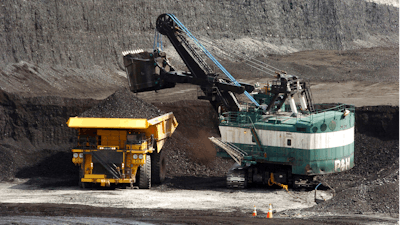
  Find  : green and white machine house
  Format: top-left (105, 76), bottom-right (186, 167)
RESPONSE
top-left (212, 74), bottom-right (355, 188)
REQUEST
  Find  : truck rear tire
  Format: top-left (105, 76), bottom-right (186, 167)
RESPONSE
top-left (138, 154), bottom-right (151, 189)
top-left (151, 150), bottom-right (166, 184)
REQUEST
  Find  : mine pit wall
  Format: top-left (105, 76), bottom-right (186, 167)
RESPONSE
top-left (0, 93), bottom-right (398, 181)
top-left (0, 0), bottom-right (398, 71)
top-left (0, 91), bottom-right (100, 181)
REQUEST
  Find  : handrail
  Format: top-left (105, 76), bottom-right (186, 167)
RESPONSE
top-left (221, 103), bottom-right (354, 125)
top-left (91, 152), bottom-right (120, 179)
top-left (221, 112), bottom-right (262, 151)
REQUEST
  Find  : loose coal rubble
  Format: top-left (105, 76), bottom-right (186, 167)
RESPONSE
top-left (80, 88), bottom-right (163, 119)
top-left (308, 133), bottom-right (399, 216)
top-left (154, 100), bottom-right (234, 179)
top-left (163, 131), bottom-right (233, 178)
top-left (81, 93), bottom-right (234, 180)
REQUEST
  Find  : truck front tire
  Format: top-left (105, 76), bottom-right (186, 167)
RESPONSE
top-left (79, 168), bottom-right (84, 188)
top-left (138, 154), bottom-right (151, 189)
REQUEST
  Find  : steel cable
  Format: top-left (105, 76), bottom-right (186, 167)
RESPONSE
top-left (196, 35), bottom-right (279, 76)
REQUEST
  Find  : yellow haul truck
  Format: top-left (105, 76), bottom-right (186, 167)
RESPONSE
top-left (67, 112), bottom-right (178, 189)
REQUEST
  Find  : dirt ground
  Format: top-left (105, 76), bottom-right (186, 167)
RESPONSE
top-left (1, 202), bottom-right (397, 225)
top-left (0, 178), bottom-right (396, 225)
top-left (0, 178), bottom-right (332, 218)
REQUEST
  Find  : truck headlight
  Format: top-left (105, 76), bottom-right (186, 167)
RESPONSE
top-left (133, 154), bottom-right (138, 159)
top-left (79, 153), bottom-right (83, 158)
top-left (73, 153), bottom-right (78, 158)
top-left (138, 154), bottom-right (143, 159)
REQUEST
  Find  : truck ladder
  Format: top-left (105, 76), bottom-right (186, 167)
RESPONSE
top-left (303, 85), bottom-right (315, 113)
top-left (91, 151), bottom-right (120, 179)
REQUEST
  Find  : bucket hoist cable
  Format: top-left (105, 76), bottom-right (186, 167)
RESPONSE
top-left (153, 30), bottom-right (164, 51)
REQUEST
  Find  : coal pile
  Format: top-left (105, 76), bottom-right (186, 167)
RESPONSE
top-left (155, 100), bottom-right (234, 180)
top-left (80, 88), bottom-right (163, 119)
top-left (81, 95), bottom-right (233, 179)
top-left (355, 106), bottom-right (399, 139)
top-left (163, 131), bottom-right (233, 178)
top-left (79, 90), bottom-right (233, 179)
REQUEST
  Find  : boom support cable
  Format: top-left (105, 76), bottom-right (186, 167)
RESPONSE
top-left (167, 14), bottom-right (259, 106)
top-left (196, 36), bottom-right (278, 77)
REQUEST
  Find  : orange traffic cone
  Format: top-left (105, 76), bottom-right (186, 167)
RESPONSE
top-left (266, 204), bottom-right (273, 218)
top-left (252, 205), bottom-right (257, 216)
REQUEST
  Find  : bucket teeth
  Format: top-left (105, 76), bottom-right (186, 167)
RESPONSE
top-left (122, 49), bottom-right (144, 56)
